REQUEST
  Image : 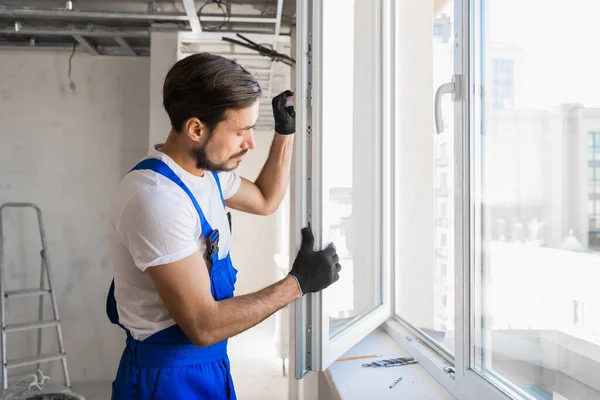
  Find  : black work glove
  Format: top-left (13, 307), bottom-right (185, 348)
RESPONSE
top-left (289, 227), bottom-right (342, 295)
top-left (272, 90), bottom-right (296, 135)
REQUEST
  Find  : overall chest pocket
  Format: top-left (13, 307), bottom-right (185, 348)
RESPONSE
top-left (209, 256), bottom-right (238, 301)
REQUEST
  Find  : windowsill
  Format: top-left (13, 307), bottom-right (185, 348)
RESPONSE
top-left (325, 327), bottom-right (456, 400)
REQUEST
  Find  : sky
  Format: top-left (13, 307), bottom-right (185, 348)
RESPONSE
top-left (318, 0), bottom-right (600, 193)
top-left (439, 0), bottom-right (600, 109)
top-left (487, 0), bottom-right (600, 109)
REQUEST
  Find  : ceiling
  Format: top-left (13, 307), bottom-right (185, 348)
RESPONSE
top-left (0, 0), bottom-right (295, 56)
top-left (0, 0), bottom-right (296, 131)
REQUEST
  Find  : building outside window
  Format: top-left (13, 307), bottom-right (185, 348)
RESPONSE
top-left (492, 58), bottom-right (515, 109)
top-left (588, 132), bottom-right (600, 248)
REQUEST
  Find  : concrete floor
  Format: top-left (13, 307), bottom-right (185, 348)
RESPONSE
top-left (228, 318), bottom-right (288, 400)
top-left (68, 318), bottom-right (288, 400)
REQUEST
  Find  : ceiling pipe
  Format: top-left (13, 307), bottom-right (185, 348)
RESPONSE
top-left (0, 8), bottom-right (279, 24)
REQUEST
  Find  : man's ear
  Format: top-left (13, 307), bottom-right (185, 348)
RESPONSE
top-left (183, 117), bottom-right (206, 143)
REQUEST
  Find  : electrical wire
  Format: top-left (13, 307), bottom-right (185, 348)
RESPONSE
top-left (198, 0), bottom-right (231, 31)
top-left (68, 41), bottom-right (77, 91)
top-left (256, 43), bottom-right (291, 65)
top-left (260, 0), bottom-right (272, 16)
top-left (221, 35), bottom-right (295, 67)
top-left (260, 0), bottom-right (294, 24)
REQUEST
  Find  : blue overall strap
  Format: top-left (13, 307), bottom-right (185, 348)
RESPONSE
top-left (132, 158), bottom-right (215, 239)
top-left (211, 171), bottom-right (226, 208)
top-left (212, 171), bottom-right (233, 235)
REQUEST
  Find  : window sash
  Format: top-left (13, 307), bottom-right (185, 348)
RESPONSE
top-left (293, 0), bottom-right (393, 378)
top-left (390, 0), bottom-right (532, 398)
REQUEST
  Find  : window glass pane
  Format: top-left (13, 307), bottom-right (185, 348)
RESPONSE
top-left (472, 0), bottom-right (600, 398)
top-left (322, 0), bottom-right (382, 337)
top-left (395, 0), bottom-right (456, 355)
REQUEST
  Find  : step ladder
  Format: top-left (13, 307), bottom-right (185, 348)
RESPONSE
top-left (0, 203), bottom-right (71, 391)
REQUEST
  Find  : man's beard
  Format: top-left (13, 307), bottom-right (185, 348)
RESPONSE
top-left (190, 139), bottom-right (248, 172)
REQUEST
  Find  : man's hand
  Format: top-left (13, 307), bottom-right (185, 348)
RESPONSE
top-left (289, 227), bottom-right (342, 295)
top-left (272, 90), bottom-right (296, 135)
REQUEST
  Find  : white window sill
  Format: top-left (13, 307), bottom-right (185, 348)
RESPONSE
top-left (324, 327), bottom-right (456, 400)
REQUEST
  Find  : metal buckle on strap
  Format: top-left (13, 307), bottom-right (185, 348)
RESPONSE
top-left (206, 229), bottom-right (220, 262)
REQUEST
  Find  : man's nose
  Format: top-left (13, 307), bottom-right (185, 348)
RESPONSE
top-left (245, 131), bottom-right (256, 150)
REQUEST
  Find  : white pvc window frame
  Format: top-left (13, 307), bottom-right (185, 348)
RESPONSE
top-left (386, 0), bottom-right (538, 399)
top-left (293, 0), bottom-right (591, 397)
top-left (292, 0), bottom-right (394, 378)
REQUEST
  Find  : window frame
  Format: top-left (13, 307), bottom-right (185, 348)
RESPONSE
top-left (391, 0), bottom-right (466, 372)
top-left (292, 0), bottom-right (394, 377)
top-left (316, 0), bottom-right (394, 370)
top-left (295, 0), bottom-right (593, 398)
top-left (388, 0), bottom-right (535, 399)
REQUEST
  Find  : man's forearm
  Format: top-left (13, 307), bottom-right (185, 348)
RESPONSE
top-left (200, 275), bottom-right (301, 346)
top-left (255, 134), bottom-right (294, 213)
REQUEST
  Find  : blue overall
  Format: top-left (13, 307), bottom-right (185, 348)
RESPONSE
top-left (106, 158), bottom-right (238, 400)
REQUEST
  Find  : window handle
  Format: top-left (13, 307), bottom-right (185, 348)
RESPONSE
top-left (434, 74), bottom-right (461, 134)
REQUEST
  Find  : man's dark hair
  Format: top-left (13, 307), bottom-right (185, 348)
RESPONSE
top-left (163, 53), bottom-right (262, 133)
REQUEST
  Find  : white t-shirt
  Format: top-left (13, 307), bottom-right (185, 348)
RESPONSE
top-left (108, 146), bottom-right (241, 340)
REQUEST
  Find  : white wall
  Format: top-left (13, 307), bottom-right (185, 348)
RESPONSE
top-left (0, 45), bottom-right (289, 391)
top-left (149, 32), bottom-right (181, 149)
top-left (0, 50), bottom-right (150, 383)
top-left (228, 138), bottom-right (279, 297)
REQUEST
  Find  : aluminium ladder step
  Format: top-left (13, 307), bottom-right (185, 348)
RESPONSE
top-left (4, 288), bottom-right (51, 298)
top-left (0, 202), bottom-right (71, 389)
top-left (6, 352), bottom-right (66, 369)
top-left (4, 319), bottom-right (60, 333)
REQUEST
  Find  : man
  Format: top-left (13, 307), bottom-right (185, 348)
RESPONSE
top-left (106, 53), bottom-right (341, 399)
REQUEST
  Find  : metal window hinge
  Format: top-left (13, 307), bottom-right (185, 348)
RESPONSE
top-left (443, 366), bottom-right (455, 378)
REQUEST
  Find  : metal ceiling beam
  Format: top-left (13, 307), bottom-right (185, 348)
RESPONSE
top-left (97, 45), bottom-right (149, 56)
top-left (114, 37), bottom-right (136, 56)
top-left (179, 31), bottom-right (290, 44)
top-left (266, 0), bottom-right (285, 102)
top-left (0, 44), bottom-right (85, 53)
top-left (72, 35), bottom-right (98, 55)
top-left (0, 27), bottom-right (164, 38)
top-left (0, 43), bottom-right (149, 56)
top-left (0, 7), bottom-right (189, 21)
top-left (0, 7), bottom-right (281, 25)
top-left (181, 0), bottom-right (202, 33)
top-left (201, 16), bottom-right (277, 23)
top-left (274, 0), bottom-right (284, 36)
